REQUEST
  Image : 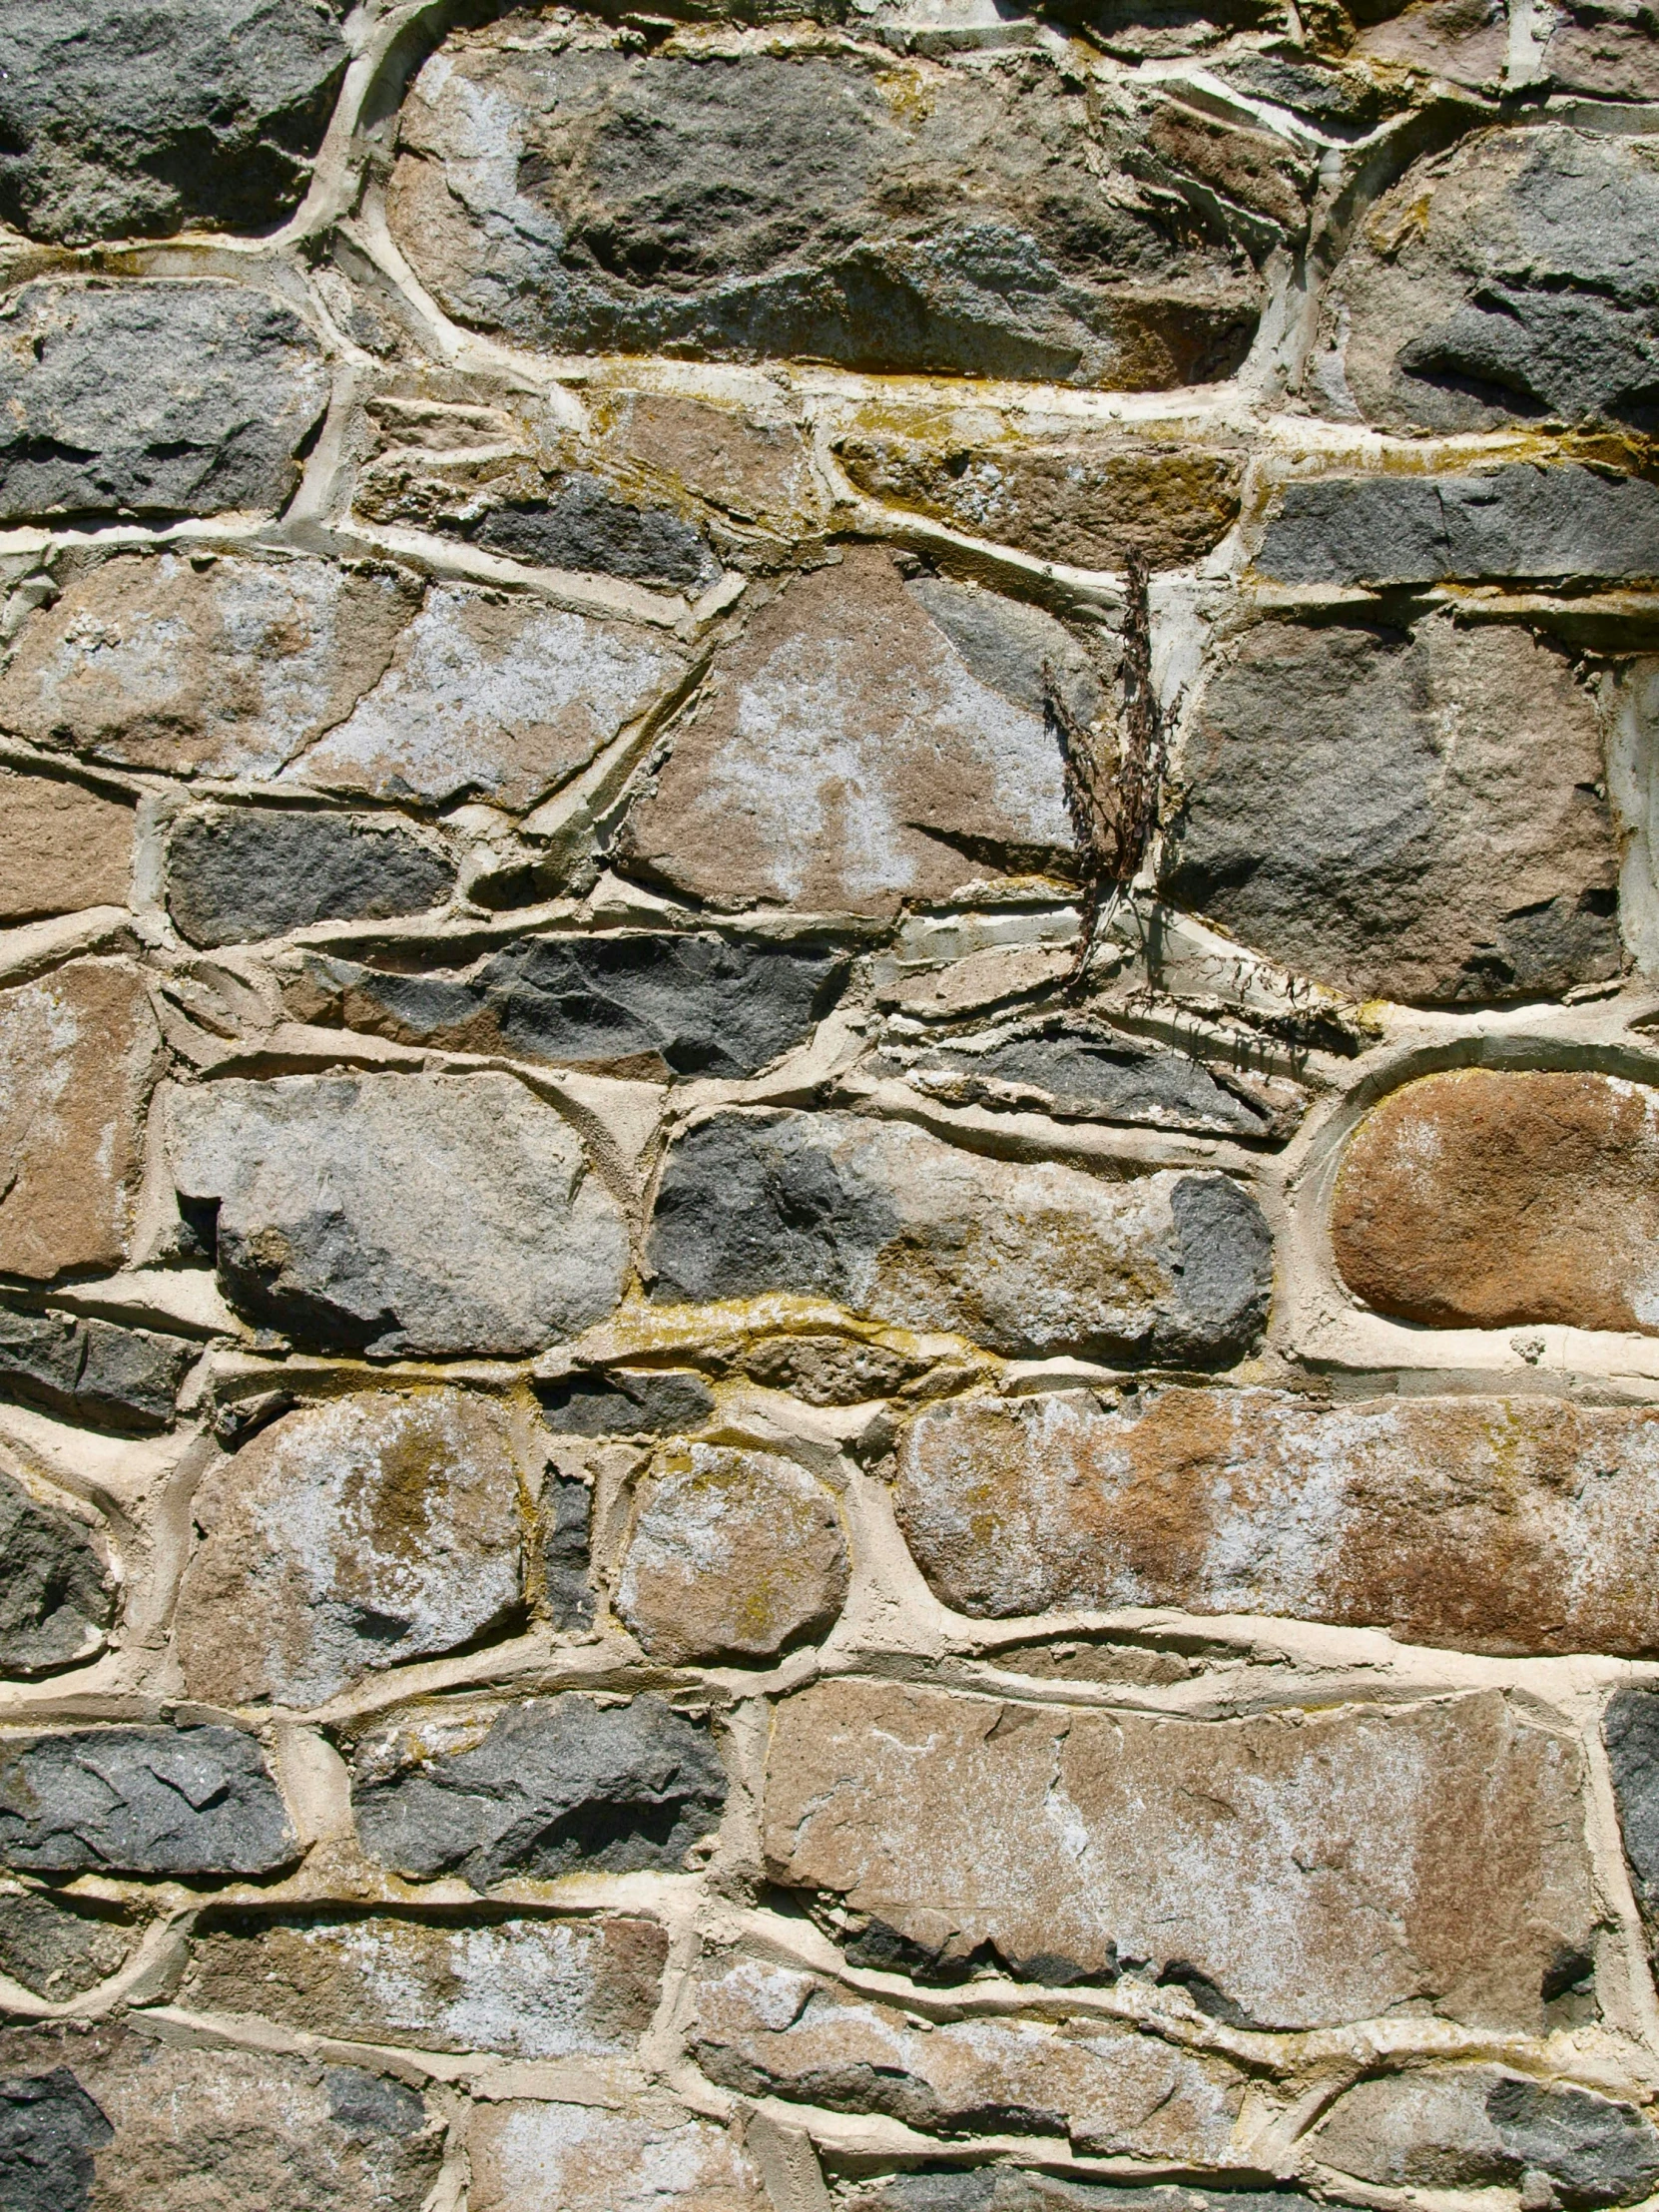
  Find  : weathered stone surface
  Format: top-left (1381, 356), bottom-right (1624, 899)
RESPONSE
top-left (0, 774), bottom-right (132, 923)
top-left (837, 428), bottom-right (1243, 570)
top-left (166, 809), bottom-right (454, 948)
top-left (0, 1893), bottom-right (135, 2000)
top-left (1212, 52), bottom-right (1395, 125)
top-left (0, 1725), bottom-right (295, 1877)
top-left (1257, 464), bottom-right (1659, 585)
top-left (853, 2183), bottom-right (1354, 2212)
top-left (693, 1954), bottom-right (1244, 2159)
top-left (0, 1473), bottom-right (113, 1677)
top-left (176, 1389), bottom-right (529, 1708)
top-left (468, 2098), bottom-right (765, 2212)
top-left (168, 1072), bottom-right (629, 1357)
top-left (1313, 2067), bottom-right (1659, 2205)
top-left (542, 1369), bottom-right (716, 1437)
top-left (1606, 1688), bottom-right (1659, 1939)
top-left (617, 1444), bottom-right (849, 1665)
top-left (183, 1910), bottom-right (667, 2059)
top-left (1543, 0), bottom-right (1659, 96)
top-left (0, 1306), bottom-right (194, 1433)
top-left (0, 280), bottom-right (329, 521)
top-left (542, 1472), bottom-right (596, 1630)
top-left (0, 961), bottom-right (161, 1282)
top-left (648, 1111), bottom-right (1273, 1366)
top-left (763, 1680), bottom-right (1592, 2028)
top-left (1326, 127), bottom-right (1659, 432)
top-left (898, 1386), bottom-right (1659, 1653)
top-left (622, 548), bottom-right (1090, 916)
top-left (1161, 618), bottom-right (1618, 1005)
top-left (1353, 0), bottom-right (1507, 85)
top-left (601, 391), bottom-right (812, 524)
top-left (0, 552), bottom-right (419, 781)
top-left (390, 33), bottom-right (1265, 388)
top-left (305, 931), bottom-right (848, 1079)
top-left (0, 2024), bottom-right (440, 2212)
top-left (352, 1694), bottom-right (727, 1889)
top-left (739, 1335), bottom-right (925, 1405)
top-left (1333, 1069), bottom-right (1659, 1335)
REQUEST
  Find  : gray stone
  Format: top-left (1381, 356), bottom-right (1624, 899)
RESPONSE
top-left (468, 2095), bottom-right (765, 2212)
top-left (1210, 53), bottom-right (1393, 125)
top-left (0, 2065), bottom-right (111, 2212)
top-left (1327, 127), bottom-right (1659, 433)
top-left (647, 1110), bottom-right (1272, 1366)
top-left (1161, 616), bottom-right (1619, 1005)
top-left (351, 1694), bottom-right (727, 1891)
top-left (167, 809), bottom-right (453, 948)
top-left (0, 1304), bottom-right (192, 1433)
top-left (1257, 464), bottom-right (1659, 585)
top-left (0, 1725), bottom-right (296, 1876)
top-left (0, 280), bottom-right (330, 522)
top-left (390, 33), bottom-right (1265, 388)
top-left (0, 0), bottom-right (348, 246)
top-left (852, 2182), bottom-right (1318, 2212)
top-left (1606, 1689), bottom-right (1659, 1935)
top-left (0, 1894), bottom-right (136, 2001)
top-left (541, 1370), bottom-right (716, 1437)
top-left (0, 1473), bottom-right (113, 1677)
top-left (473, 477), bottom-right (721, 592)
top-left (308, 932), bottom-right (848, 1079)
top-left (541, 1474), bottom-right (596, 1631)
top-left (167, 1072), bottom-right (629, 1358)
top-left (325, 2067), bottom-right (426, 2140)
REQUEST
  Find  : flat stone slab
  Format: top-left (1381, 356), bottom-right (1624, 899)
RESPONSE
top-left (0, 773), bottom-right (132, 924)
top-left (166, 809), bottom-right (455, 948)
top-left (0, 1305), bottom-right (193, 1434)
top-left (467, 2097), bottom-right (764, 2212)
top-left (898, 1385), bottom-right (1659, 1653)
top-left (763, 1679), bottom-right (1592, 2030)
top-left (167, 1072), bottom-right (629, 1358)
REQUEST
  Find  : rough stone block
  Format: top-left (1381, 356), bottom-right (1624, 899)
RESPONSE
top-left (617, 1443), bottom-right (849, 1665)
top-left (1161, 617), bottom-right (1618, 1005)
top-left (693, 1954), bottom-right (1245, 2159)
top-left (0, 2059), bottom-right (111, 2212)
top-left (600, 391), bottom-right (811, 525)
top-left (1543, 0), bottom-right (1659, 96)
top-left (467, 2097), bottom-right (765, 2212)
top-left (0, 1725), bottom-right (296, 1877)
top-left (1606, 1689), bottom-right (1659, 1940)
top-left (390, 33), bottom-right (1263, 387)
top-left (182, 1910), bottom-right (668, 2059)
top-left (0, 1893), bottom-right (135, 2001)
top-left (1333, 1069), bottom-right (1659, 1336)
top-left (0, 773), bottom-right (132, 924)
top-left (542, 1472), bottom-right (596, 1630)
top-left (0, 960), bottom-right (161, 1282)
top-left (541, 1369), bottom-right (716, 1438)
top-left (176, 1388), bottom-right (530, 1708)
top-left (897, 1387), bottom-right (1659, 1653)
top-left (168, 1072), bottom-right (629, 1357)
top-left (619, 547), bottom-right (1088, 916)
top-left (0, 1305), bottom-right (195, 1433)
top-left (647, 1110), bottom-right (1273, 1367)
top-left (0, 1472), bottom-right (113, 1677)
top-left (166, 809), bottom-right (454, 948)
top-left (763, 1680), bottom-right (1592, 2029)
top-left (351, 1694), bottom-right (727, 1890)
top-left (0, 0), bottom-right (348, 245)
top-left (851, 2181), bottom-right (1333, 2212)
top-left (0, 280), bottom-right (329, 521)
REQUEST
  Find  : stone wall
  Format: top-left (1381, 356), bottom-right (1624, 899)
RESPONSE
top-left (2, 1), bottom-right (1659, 2208)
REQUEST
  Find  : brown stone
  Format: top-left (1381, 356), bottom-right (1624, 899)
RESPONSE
top-left (0, 958), bottom-right (160, 1280)
top-left (175, 1388), bottom-right (532, 1709)
top-left (763, 1679), bottom-right (1592, 2030)
top-left (182, 1911), bottom-right (668, 2059)
top-left (1332, 1069), bottom-right (1659, 1335)
top-left (1353, 0), bottom-right (1507, 85)
top-left (692, 1954), bottom-right (1246, 2159)
top-left (0, 771), bottom-right (132, 922)
top-left (1144, 98), bottom-right (1316, 231)
top-left (467, 2098), bottom-right (766, 2212)
top-left (898, 1385), bottom-right (1659, 1654)
top-left (618, 546), bottom-right (1085, 916)
top-left (603, 392), bottom-right (812, 524)
top-left (836, 428), bottom-right (1243, 571)
top-left (616, 1443), bottom-right (848, 1665)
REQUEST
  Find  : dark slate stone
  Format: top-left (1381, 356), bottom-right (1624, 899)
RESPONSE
top-left (1486, 2077), bottom-right (1659, 2208)
top-left (352, 1695), bottom-right (727, 1890)
top-left (0, 279), bottom-right (330, 523)
top-left (1169, 1174), bottom-right (1274, 1356)
top-left (0, 1726), bottom-right (297, 1877)
top-left (0, 1894), bottom-right (135, 2001)
top-left (1606, 1688), bottom-right (1659, 1925)
top-left (0, 2067), bottom-right (112, 2212)
top-left (1258, 465), bottom-right (1659, 585)
top-left (0, 0), bottom-right (348, 247)
top-left (540, 1369), bottom-right (716, 1438)
top-left (472, 476), bottom-right (719, 592)
top-left (0, 1303), bottom-right (193, 1434)
top-left (0, 1473), bottom-right (114, 1678)
top-left (325, 2067), bottom-right (427, 2142)
top-left (1210, 53), bottom-right (1389, 125)
top-left (332, 932), bottom-right (849, 1080)
top-left (166, 811), bottom-right (455, 949)
top-left (541, 1474), bottom-right (596, 1632)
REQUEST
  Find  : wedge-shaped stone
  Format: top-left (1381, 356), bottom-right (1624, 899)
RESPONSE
top-left (183, 1911), bottom-right (667, 2060)
top-left (900, 1387), bottom-right (1659, 1651)
top-left (468, 2097), bottom-right (765, 2212)
top-left (0, 960), bottom-right (161, 1282)
top-left (693, 1955), bottom-right (1245, 2160)
top-left (167, 1073), bottom-right (629, 1358)
top-left (1333, 1069), bottom-right (1659, 1336)
top-left (0, 1725), bottom-right (295, 1876)
top-left (176, 1389), bottom-right (529, 1708)
top-left (390, 32), bottom-right (1263, 388)
top-left (621, 548), bottom-right (1087, 916)
top-left (764, 1680), bottom-right (1592, 2030)
top-left (1161, 618), bottom-right (1618, 1005)
top-left (647, 1111), bottom-right (1272, 1366)
top-left (0, 279), bottom-right (329, 521)
top-left (0, 773), bottom-right (131, 923)
top-left (166, 809), bottom-right (454, 948)
top-left (0, 1473), bottom-right (113, 1677)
